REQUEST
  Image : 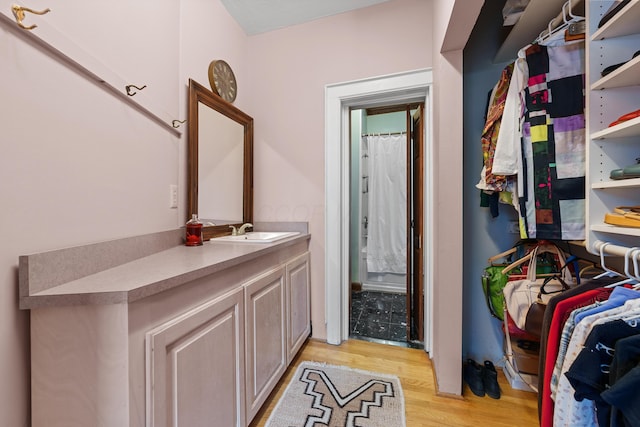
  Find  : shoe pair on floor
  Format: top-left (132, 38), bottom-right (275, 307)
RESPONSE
top-left (463, 359), bottom-right (501, 399)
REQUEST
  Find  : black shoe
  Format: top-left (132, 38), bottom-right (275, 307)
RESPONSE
top-left (463, 359), bottom-right (485, 397)
top-left (482, 361), bottom-right (501, 399)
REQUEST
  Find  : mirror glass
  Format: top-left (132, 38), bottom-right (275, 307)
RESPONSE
top-left (198, 102), bottom-right (244, 222)
top-left (187, 79), bottom-right (253, 239)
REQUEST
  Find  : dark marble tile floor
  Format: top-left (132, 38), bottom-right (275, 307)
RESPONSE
top-left (350, 290), bottom-right (407, 343)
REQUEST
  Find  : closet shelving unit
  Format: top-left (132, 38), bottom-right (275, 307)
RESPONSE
top-left (587, 0), bottom-right (640, 253)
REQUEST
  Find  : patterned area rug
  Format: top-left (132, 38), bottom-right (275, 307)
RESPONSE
top-left (266, 361), bottom-right (406, 427)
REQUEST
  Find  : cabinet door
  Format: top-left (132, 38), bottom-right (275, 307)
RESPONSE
top-left (145, 287), bottom-right (245, 427)
top-left (286, 252), bottom-right (311, 362)
top-left (244, 267), bottom-right (287, 422)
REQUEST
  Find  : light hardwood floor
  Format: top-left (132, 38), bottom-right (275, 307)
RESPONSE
top-left (249, 339), bottom-right (539, 427)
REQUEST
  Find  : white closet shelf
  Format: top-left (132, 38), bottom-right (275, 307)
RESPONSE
top-left (591, 0), bottom-right (640, 41)
top-left (590, 53), bottom-right (640, 90)
top-left (494, 0), bottom-right (568, 63)
top-left (0, 9), bottom-right (181, 137)
top-left (591, 223), bottom-right (640, 237)
top-left (591, 115), bottom-right (640, 139)
top-left (592, 177), bottom-right (640, 189)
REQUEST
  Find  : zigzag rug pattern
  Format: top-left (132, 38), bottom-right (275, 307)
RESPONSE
top-left (266, 361), bottom-right (406, 427)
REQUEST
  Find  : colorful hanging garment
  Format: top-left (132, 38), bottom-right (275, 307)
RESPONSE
top-left (480, 62), bottom-right (514, 192)
top-left (519, 41), bottom-right (585, 240)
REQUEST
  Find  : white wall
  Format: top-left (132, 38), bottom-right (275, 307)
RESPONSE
top-left (431, 0), bottom-right (484, 395)
top-left (0, 0), bottom-right (246, 423)
top-left (1, 6), bottom-right (181, 426)
top-left (245, 0), bottom-right (433, 342)
top-left (246, 0), bottom-right (483, 396)
top-left (0, 0), bottom-right (484, 422)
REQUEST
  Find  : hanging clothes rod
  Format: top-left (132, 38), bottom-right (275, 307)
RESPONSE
top-left (361, 131), bottom-right (406, 137)
top-left (592, 239), bottom-right (639, 258)
top-left (591, 240), bottom-right (640, 282)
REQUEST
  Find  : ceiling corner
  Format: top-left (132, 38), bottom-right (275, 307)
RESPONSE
top-left (441, 0), bottom-right (485, 52)
top-left (220, 0), bottom-right (392, 35)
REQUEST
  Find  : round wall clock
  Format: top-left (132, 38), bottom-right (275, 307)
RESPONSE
top-left (208, 60), bottom-right (237, 103)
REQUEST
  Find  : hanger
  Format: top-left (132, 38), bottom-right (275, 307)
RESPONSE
top-left (594, 242), bottom-right (624, 280)
top-left (631, 250), bottom-right (640, 290)
top-left (500, 242), bottom-right (563, 276)
top-left (501, 251), bottom-right (534, 275)
top-left (606, 247), bottom-right (639, 287)
top-left (578, 261), bottom-right (604, 279)
top-left (565, 0), bottom-right (586, 39)
top-left (535, 0), bottom-right (585, 43)
top-left (536, 9), bottom-right (567, 43)
top-left (487, 247), bottom-right (517, 265)
top-left (564, 0), bottom-right (583, 22)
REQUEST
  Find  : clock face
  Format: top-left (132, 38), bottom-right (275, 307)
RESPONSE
top-left (208, 60), bottom-right (237, 103)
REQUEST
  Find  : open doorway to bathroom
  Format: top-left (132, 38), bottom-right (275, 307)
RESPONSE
top-left (348, 103), bottom-right (424, 349)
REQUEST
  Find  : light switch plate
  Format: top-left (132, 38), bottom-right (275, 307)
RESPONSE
top-left (169, 185), bottom-right (178, 208)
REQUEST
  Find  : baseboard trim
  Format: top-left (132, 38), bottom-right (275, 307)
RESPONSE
top-left (430, 357), bottom-right (465, 400)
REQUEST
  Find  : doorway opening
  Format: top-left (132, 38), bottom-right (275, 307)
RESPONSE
top-left (324, 69), bottom-right (433, 352)
top-left (348, 103), bottom-right (425, 348)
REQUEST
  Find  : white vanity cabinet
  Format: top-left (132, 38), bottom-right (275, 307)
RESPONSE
top-left (244, 252), bottom-right (312, 423)
top-left (145, 286), bottom-right (246, 427)
top-left (147, 249), bottom-right (312, 427)
top-left (21, 230), bottom-right (310, 427)
top-left (244, 266), bottom-right (287, 422)
top-left (286, 252), bottom-right (311, 363)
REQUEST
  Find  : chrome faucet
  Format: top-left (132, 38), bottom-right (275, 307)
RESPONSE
top-left (238, 223), bottom-right (253, 235)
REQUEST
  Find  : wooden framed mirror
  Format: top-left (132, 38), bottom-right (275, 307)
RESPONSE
top-left (187, 78), bottom-right (253, 240)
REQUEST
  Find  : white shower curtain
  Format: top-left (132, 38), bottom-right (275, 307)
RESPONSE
top-left (365, 134), bottom-right (407, 274)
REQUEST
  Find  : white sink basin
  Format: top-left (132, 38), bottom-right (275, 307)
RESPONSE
top-left (213, 231), bottom-right (300, 243)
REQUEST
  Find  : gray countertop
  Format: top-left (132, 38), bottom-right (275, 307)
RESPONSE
top-left (19, 223), bottom-right (309, 309)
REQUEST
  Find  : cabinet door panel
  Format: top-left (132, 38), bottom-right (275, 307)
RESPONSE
top-left (146, 287), bottom-right (245, 427)
top-left (244, 267), bottom-right (287, 422)
top-left (287, 252), bottom-right (311, 362)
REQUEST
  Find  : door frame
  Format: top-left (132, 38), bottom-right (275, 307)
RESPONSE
top-left (409, 105), bottom-right (425, 341)
top-left (324, 69), bottom-right (433, 351)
